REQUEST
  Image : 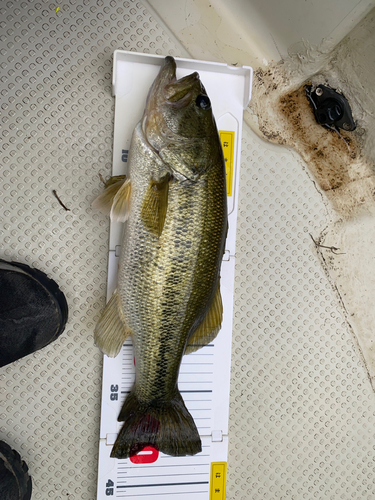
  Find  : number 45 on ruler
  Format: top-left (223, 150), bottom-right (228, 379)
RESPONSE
top-left (105, 479), bottom-right (114, 496)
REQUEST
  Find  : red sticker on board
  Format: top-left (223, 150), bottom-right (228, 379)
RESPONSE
top-left (129, 446), bottom-right (159, 464)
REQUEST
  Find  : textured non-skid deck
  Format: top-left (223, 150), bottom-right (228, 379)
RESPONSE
top-left (1, 1), bottom-right (375, 499)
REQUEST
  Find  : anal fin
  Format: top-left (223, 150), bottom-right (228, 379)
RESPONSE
top-left (94, 290), bottom-right (131, 357)
top-left (185, 280), bottom-right (223, 355)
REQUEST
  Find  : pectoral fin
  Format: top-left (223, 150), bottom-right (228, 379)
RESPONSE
top-left (110, 178), bottom-right (132, 222)
top-left (185, 281), bottom-right (223, 355)
top-left (141, 175), bottom-right (170, 237)
top-left (94, 290), bottom-right (131, 357)
top-left (104, 175), bottom-right (127, 188)
top-left (92, 175), bottom-right (129, 217)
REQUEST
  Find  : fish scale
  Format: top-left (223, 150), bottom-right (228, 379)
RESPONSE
top-left (120, 176), bottom-right (223, 401)
top-left (93, 56), bottom-right (227, 459)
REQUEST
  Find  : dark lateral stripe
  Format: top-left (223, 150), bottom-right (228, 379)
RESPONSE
top-left (117, 481), bottom-right (209, 489)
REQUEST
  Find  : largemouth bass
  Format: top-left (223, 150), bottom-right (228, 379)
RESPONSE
top-left (93, 56), bottom-right (227, 459)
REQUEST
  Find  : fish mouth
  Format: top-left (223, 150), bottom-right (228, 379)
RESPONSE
top-left (154, 56), bottom-right (178, 92)
top-left (142, 57), bottom-right (203, 164)
top-left (164, 71), bottom-right (200, 108)
top-left (145, 57), bottom-right (201, 115)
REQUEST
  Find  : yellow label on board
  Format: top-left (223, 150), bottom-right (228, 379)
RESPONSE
top-left (210, 462), bottom-right (227, 500)
top-left (219, 131), bottom-right (235, 197)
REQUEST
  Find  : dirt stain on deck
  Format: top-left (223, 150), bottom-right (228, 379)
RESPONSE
top-left (278, 85), bottom-right (357, 192)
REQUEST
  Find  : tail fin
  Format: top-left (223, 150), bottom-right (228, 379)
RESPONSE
top-left (110, 389), bottom-right (202, 459)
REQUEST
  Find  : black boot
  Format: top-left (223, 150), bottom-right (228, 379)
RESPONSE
top-left (0, 260), bottom-right (68, 367)
top-left (0, 441), bottom-right (32, 500)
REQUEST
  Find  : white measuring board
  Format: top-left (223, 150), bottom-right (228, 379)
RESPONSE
top-left (97, 51), bottom-right (252, 500)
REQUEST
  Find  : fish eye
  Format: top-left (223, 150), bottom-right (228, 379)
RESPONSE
top-left (195, 95), bottom-right (211, 110)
